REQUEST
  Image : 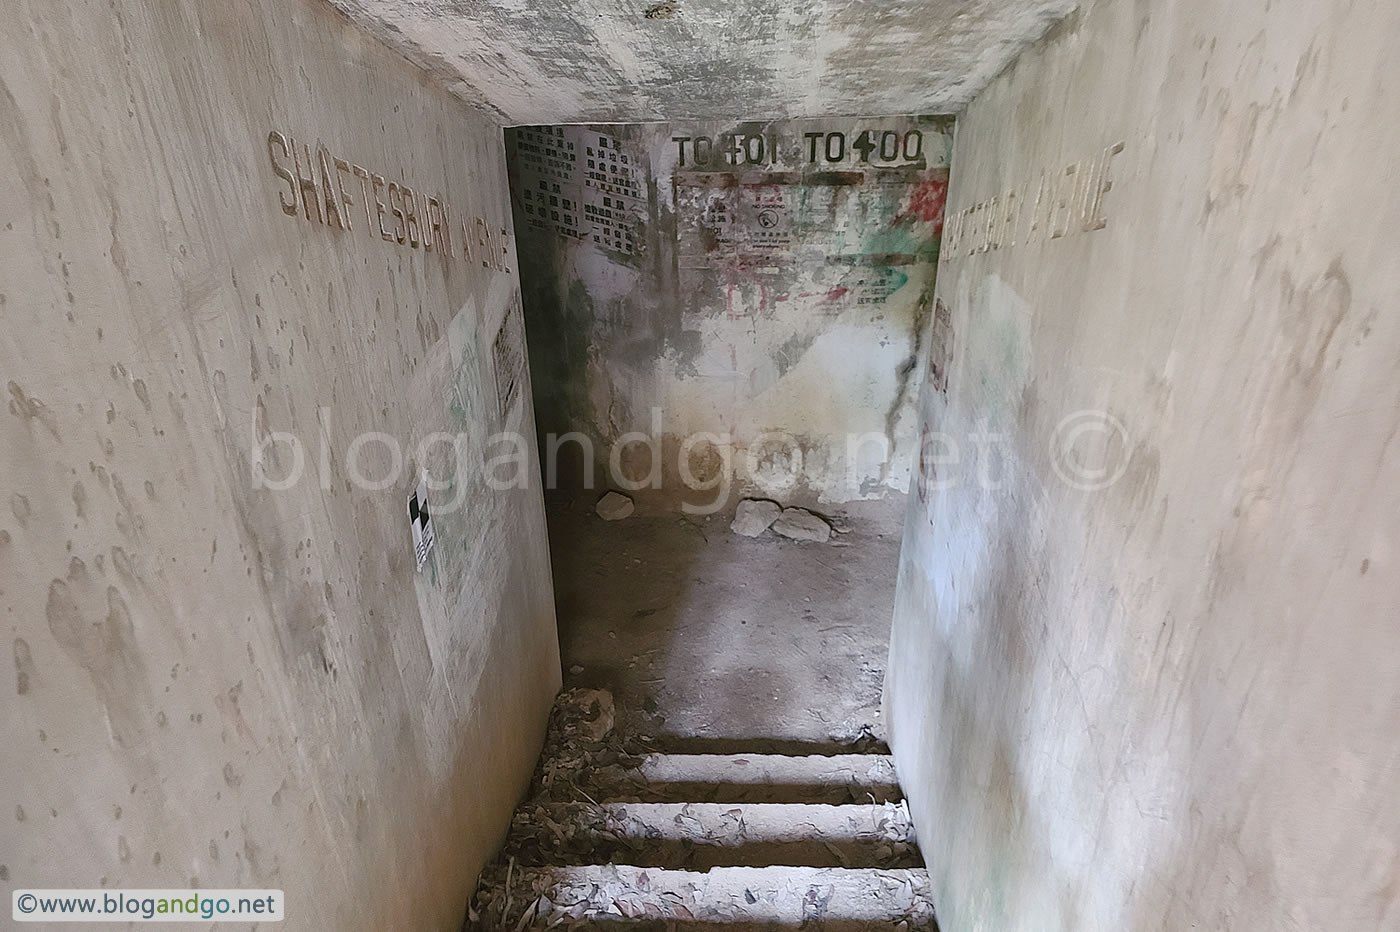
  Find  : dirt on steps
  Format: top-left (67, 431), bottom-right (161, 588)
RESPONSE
top-left (601, 753), bottom-right (903, 805)
top-left (465, 688), bottom-right (936, 932)
top-left (503, 801), bottom-right (921, 870)
top-left (469, 864), bottom-right (937, 930)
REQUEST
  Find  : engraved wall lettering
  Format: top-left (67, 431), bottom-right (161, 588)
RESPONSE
top-left (940, 141), bottom-right (1126, 260)
top-left (264, 128), bottom-right (512, 270)
top-left (387, 182), bottom-right (405, 244)
top-left (318, 146), bottom-right (344, 230)
top-left (352, 164), bottom-right (373, 228)
top-left (371, 173), bottom-right (390, 241)
top-left (267, 131), bottom-right (297, 217)
top-left (292, 139), bottom-right (322, 224)
top-left (333, 157), bottom-right (355, 231)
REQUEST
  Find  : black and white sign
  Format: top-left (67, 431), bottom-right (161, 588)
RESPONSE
top-left (408, 477), bottom-right (436, 572)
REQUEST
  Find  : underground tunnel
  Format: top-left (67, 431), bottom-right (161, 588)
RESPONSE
top-left (2, 1), bottom-right (1398, 931)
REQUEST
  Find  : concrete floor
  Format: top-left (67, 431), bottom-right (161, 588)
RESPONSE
top-left (546, 495), bottom-right (907, 753)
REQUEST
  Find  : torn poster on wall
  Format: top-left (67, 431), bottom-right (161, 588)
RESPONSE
top-left (667, 119), bottom-right (950, 313)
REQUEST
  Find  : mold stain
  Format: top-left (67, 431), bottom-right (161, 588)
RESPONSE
top-left (7, 381), bottom-right (61, 440)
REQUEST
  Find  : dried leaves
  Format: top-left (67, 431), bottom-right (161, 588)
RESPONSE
top-left (464, 689), bottom-right (937, 931)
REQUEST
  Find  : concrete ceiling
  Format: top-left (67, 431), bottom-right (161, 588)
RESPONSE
top-left (328, 0), bottom-right (1076, 124)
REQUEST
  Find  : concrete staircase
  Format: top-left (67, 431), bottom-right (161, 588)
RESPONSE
top-left (466, 690), bottom-right (936, 931)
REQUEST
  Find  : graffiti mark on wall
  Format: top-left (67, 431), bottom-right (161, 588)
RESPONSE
top-left (678, 172), bottom-right (943, 261)
top-left (898, 177), bottom-right (950, 234)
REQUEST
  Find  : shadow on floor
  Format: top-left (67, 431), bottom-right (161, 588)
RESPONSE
top-left (544, 493), bottom-right (908, 751)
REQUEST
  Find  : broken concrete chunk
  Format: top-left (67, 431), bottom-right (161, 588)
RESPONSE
top-left (772, 507), bottom-right (832, 542)
top-left (595, 491), bottom-right (635, 521)
top-left (563, 688), bottom-right (615, 742)
top-left (730, 498), bottom-right (781, 537)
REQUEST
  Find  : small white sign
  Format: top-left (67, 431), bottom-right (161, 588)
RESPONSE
top-left (408, 478), bottom-right (436, 572)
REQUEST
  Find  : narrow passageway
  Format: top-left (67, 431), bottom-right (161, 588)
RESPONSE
top-left (5, 2), bottom-right (1396, 931)
top-left (464, 493), bottom-right (922, 929)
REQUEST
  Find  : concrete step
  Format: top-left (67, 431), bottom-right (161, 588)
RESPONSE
top-left (472, 864), bottom-right (936, 931)
top-left (508, 801), bottom-right (920, 870)
top-left (594, 753), bottom-right (902, 804)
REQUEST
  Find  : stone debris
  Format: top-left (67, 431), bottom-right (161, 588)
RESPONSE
top-left (771, 507), bottom-right (832, 543)
top-left (730, 499), bottom-right (781, 537)
top-left (525, 689), bottom-right (648, 806)
top-left (596, 491), bottom-right (635, 520)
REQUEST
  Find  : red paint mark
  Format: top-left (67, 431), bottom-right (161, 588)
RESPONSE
top-left (901, 177), bottom-right (949, 234)
top-left (796, 287), bottom-right (847, 301)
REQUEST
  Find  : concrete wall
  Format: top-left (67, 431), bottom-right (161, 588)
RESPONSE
top-left (0, 2), bottom-right (559, 929)
top-left (885, 0), bottom-right (1400, 929)
top-left (507, 118), bottom-right (952, 511)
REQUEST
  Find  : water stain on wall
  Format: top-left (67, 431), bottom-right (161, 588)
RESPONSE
top-left (45, 577), bottom-right (151, 747)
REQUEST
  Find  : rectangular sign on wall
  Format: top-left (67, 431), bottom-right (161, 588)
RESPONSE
top-left (408, 477), bottom-right (436, 572)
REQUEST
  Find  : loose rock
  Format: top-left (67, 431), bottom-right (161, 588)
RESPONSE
top-left (730, 498), bottom-right (781, 537)
top-left (772, 507), bottom-right (832, 543)
top-left (595, 491), bottom-right (635, 521)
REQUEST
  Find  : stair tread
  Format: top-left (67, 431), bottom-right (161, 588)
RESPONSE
top-left (595, 753), bottom-right (902, 804)
top-left (559, 801), bottom-right (912, 841)
top-left (510, 801), bottom-right (919, 869)
top-left (490, 864), bottom-right (936, 929)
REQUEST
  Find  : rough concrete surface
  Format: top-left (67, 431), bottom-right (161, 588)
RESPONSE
top-left (327, 0), bottom-right (1076, 123)
top-left (610, 753), bottom-right (902, 805)
top-left (478, 863), bottom-right (937, 929)
top-left (885, 0), bottom-right (1400, 929)
top-left (550, 496), bottom-right (905, 751)
top-left (0, 2), bottom-right (559, 929)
